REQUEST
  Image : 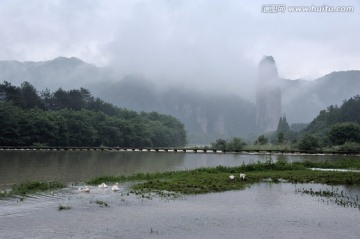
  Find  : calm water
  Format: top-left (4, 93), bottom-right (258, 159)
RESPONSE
top-left (1, 150), bottom-right (359, 188)
top-left (1, 151), bottom-right (360, 238)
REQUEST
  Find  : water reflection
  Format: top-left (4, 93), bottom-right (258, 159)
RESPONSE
top-left (0, 150), bottom-right (359, 189)
top-left (0, 151), bottom-right (186, 188)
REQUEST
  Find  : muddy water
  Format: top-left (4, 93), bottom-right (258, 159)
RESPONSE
top-left (0, 183), bottom-right (359, 239)
top-left (1, 151), bottom-right (360, 238)
top-left (0, 150), bottom-right (358, 189)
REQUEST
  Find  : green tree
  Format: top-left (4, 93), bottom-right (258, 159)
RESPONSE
top-left (227, 137), bottom-right (246, 151)
top-left (297, 134), bottom-right (320, 151)
top-left (0, 103), bottom-right (22, 145)
top-left (276, 131), bottom-right (285, 144)
top-left (255, 135), bottom-right (268, 145)
top-left (277, 116), bottom-right (290, 134)
top-left (0, 83), bottom-right (187, 147)
top-left (328, 122), bottom-right (360, 145)
top-left (211, 139), bottom-right (227, 151)
top-left (20, 82), bottom-right (45, 109)
top-left (0, 81), bottom-right (22, 106)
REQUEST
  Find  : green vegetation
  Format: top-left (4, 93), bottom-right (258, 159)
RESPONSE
top-left (328, 122), bottom-right (360, 145)
top-left (254, 135), bottom-right (268, 145)
top-left (211, 95), bottom-right (360, 153)
top-left (211, 137), bottom-right (246, 151)
top-left (0, 181), bottom-right (64, 198)
top-left (2, 159), bottom-right (360, 198)
top-left (58, 204), bottom-right (71, 210)
top-left (0, 81), bottom-right (186, 147)
top-left (303, 95), bottom-right (360, 147)
top-left (87, 158), bottom-right (360, 195)
top-left (93, 200), bottom-right (109, 207)
top-left (296, 187), bottom-right (360, 209)
top-left (297, 134), bottom-right (320, 151)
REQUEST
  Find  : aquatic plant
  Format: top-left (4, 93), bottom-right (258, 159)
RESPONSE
top-left (296, 187), bottom-right (360, 209)
top-left (94, 200), bottom-right (109, 207)
top-left (58, 204), bottom-right (71, 210)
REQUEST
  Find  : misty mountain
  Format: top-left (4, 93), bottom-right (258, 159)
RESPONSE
top-left (1, 57), bottom-right (359, 143)
top-left (282, 71), bottom-right (360, 123)
top-left (90, 77), bottom-right (257, 143)
top-left (0, 57), bottom-right (107, 90)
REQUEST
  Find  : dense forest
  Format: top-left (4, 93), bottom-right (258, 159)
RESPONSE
top-left (0, 81), bottom-right (186, 147)
top-left (302, 95), bottom-right (360, 146)
top-left (274, 95), bottom-right (360, 150)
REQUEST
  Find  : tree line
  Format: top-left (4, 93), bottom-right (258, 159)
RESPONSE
top-left (0, 81), bottom-right (186, 147)
top-left (211, 95), bottom-right (360, 152)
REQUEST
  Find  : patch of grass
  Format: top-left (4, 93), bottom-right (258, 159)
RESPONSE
top-left (58, 204), bottom-right (71, 210)
top-left (94, 200), bottom-right (109, 207)
top-left (302, 159), bottom-right (360, 170)
top-left (86, 158), bottom-right (360, 195)
top-left (11, 181), bottom-right (64, 196)
top-left (1, 181), bottom-right (65, 198)
top-left (86, 176), bottom-right (126, 185)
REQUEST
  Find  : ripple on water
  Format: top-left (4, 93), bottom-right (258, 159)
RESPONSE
top-left (0, 183), bottom-right (360, 239)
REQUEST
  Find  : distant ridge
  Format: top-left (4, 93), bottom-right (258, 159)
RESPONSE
top-left (0, 57), bottom-right (359, 143)
top-left (282, 70), bottom-right (360, 123)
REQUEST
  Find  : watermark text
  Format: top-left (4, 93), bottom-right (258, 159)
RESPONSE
top-left (261, 4), bottom-right (355, 13)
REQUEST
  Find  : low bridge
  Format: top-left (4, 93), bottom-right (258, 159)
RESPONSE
top-left (0, 146), bottom-right (359, 155)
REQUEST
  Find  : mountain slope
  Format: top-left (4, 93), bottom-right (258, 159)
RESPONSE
top-left (282, 71), bottom-right (360, 123)
top-left (1, 57), bottom-right (359, 143)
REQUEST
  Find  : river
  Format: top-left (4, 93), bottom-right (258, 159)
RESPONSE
top-left (0, 150), bottom-right (359, 238)
top-left (0, 150), bottom-right (358, 188)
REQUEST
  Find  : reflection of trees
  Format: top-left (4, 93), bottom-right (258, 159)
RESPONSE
top-left (0, 151), bottom-right (186, 187)
top-left (3, 152), bottom-right (359, 189)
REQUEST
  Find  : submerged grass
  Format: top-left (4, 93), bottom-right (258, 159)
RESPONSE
top-left (296, 187), bottom-right (360, 209)
top-left (87, 158), bottom-right (360, 195)
top-left (58, 204), bottom-right (71, 210)
top-left (0, 181), bottom-right (65, 198)
top-left (302, 159), bottom-right (360, 170)
top-left (93, 200), bottom-right (109, 207)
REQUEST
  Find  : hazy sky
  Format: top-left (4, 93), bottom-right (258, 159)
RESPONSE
top-left (0, 0), bottom-right (359, 96)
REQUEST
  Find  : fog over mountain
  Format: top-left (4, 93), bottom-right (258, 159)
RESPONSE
top-left (0, 0), bottom-right (359, 143)
top-left (0, 57), bottom-right (359, 143)
top-left (1, 1), bottom-right (359, 95)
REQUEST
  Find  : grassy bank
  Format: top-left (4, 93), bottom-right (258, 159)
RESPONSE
top-left (88, 158), bottom-right (360, 195)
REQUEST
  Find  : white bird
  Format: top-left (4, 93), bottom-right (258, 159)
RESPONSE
top-left (240, 173), bottom-right (246, 180)
top-left (98, 183), bottom-right (108, 188)
top-left (229, 175), bottom-right (235, 180)
top-left (78, 186), bottom-right (91, 193)
top-left (112, 182), bottom-right (120, 191)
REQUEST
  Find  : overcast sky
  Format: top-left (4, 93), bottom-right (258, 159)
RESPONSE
top-left (0, 0), bottom-right (359, 96)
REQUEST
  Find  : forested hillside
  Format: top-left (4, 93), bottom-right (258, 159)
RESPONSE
top-left (302, 95), bottom-right (360, 146)
top-left (0, 81), bottom-right (186, 147)
top-left (93, 77), bottom-right (257, 143)
top-left (1, 57), bottom-right (359, 143)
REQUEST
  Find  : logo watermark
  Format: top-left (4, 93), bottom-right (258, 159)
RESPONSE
top-left (261, 4), bottom-right (355, 13)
